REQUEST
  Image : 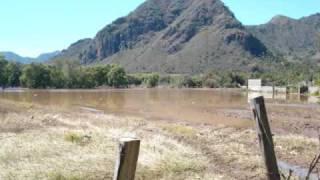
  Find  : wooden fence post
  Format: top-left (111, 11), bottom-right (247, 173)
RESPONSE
top-left (250, 96), bottom-right (281, 180)
top-left (113, 138), bottom-right (140, 180)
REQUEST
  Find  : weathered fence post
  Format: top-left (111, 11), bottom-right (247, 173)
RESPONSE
top-left (113, 138), bottom-right (140, 180)
top-left (250, 96), bottom-right (281, 180)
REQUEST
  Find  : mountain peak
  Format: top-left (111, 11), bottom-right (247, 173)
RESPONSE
top-left (247, 13), bottom-right (319, 60)
top-left (268, 15), bottom-right (295, 25)
top-left (55, 0), bottom-right (268, 73)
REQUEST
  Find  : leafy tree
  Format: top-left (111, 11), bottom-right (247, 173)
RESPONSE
top-left (0, 56), bottom-right (8, 89)
top-left (79, 69), bottom-right (96, 88)
top-left (20, 63), bottom-right (51, 88)
top-left (202, 70), bottom-right (219, 88)
top-left (5, 61), bottom-right (22, 87)
top-left (108, 65), bottom-right (128, 88)
top-left (65, 68), bottom-right (95, 89)
top-left (66, 68), bottom-right (82, 88)
top-left (88, 65), bottom-right (111, 86)
top-left (144, 73), bottom-right (159, 88)
top-left (230, 72), bottom-right (246, 86)
top-left (127, 74), bottom-right (143, 86)
top-left (49, 66), bottom-right (66, 88)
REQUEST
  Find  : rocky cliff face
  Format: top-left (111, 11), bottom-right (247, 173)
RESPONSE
top-left (247, 13), bottom-right (320, 60)
top-left (55, 0), bottom-right (268, 73)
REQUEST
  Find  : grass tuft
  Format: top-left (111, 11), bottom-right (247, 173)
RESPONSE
top-left (64, 131), bottom-right (91, 146)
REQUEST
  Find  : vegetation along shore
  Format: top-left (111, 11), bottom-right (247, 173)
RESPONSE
top-left (1, 55), bottom-right (320, 90)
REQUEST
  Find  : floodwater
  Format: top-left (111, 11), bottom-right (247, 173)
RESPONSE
top-left (0, 89), bottom-right (318, 127)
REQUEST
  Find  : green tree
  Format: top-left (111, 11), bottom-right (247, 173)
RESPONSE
top-left (0, 56), bottom-right (8, 89)
top-left (202, 70), bottom-right (219, 88)
top-left (79, 69), bottom-right (96, 88)
top-left (144, 73), bottom-right (159, 88)
top-left (20, 63), bottom-right (51, 88)
top-left (5, 61), bottom-right (22, 87)
top-left (108, 65), bottom-right (128, 88)
top-left (49, 66), bottom-right (66, 88)
top-left (89, 65), bottom-right (111, 86)
top-left (66, 68), bottom-right (81, 88)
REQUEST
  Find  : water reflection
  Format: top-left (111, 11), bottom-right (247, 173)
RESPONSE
top-left (247, 91), bottom-right (318, 104)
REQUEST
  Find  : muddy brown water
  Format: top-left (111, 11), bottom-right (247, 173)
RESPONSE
top-left (0, 89), bottom-right (317, 127)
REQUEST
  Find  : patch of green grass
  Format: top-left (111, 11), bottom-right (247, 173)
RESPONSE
top-left (64, 131), bottom-right (91, 146)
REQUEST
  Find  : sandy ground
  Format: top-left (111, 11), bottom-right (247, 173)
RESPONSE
top-left (0, 99), bottom-right (319, 180)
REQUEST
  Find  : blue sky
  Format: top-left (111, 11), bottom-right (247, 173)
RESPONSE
top-left (0, 0), bottom-right (319, 57)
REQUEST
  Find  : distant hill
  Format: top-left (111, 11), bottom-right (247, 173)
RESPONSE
top-left (247, 13), bottom-right (320, 60)
top-left (1, 51), bottom-right (60, 63)
top-left (0, 52), bottom-right (31, 63)
top-left (54, 0), bottom-right (269, 74)
top-left (36, 51), bottom-right (61, 61)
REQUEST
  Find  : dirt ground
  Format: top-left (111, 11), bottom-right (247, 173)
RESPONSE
top-left (0, 99), bottom-right (319, 180)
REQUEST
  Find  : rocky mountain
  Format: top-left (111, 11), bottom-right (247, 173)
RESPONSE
top-left (55, 0), bottom-right (268, 73)
top-left (247, 13), bottom-right (320, 60)
top-left (1, 51), bottom-right (60, 63)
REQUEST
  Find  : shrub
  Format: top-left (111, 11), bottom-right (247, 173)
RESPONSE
top-left (64, 132), bottom-right (91, 146)
top-left (182, 76), bottom-right (202, 88)
top-left (127, 74), bottom-right (143, 86)
top-left (202, 71), bottom-right (219, 88)
top-left (159, 75), bottom-right (171, 85)
top-left (144, 73), bottom-right (160, 88)
top-left (108, 65), bottom-right (128, 88)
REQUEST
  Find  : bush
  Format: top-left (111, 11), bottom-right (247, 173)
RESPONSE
top-left (202, 71), bottom-right (219, 88)
top-left (159, 75), bottom-right (171, 85)
top-left (108, 65), bottom-right (128, 88)
top-left (182, 76), bottom-right (202, 88)
top-left (88, 65), bottom-right (111, 86)
top-left (144, 73), bottom-right (160, 88)
top-left (127, 74), bottom-right (143, 86)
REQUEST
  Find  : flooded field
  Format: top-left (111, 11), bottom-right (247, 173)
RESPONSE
top-left (0, 89), bottom-right (319, 179)
top-left (0, 89), bottom-right (318, 127)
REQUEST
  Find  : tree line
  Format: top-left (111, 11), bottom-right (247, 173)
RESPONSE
top-left (0, 55), bottom-right (248, 89)
top-left (0, 55), bottom-right (129, 89)
top-left (1, 54), bottom-right (320, 89)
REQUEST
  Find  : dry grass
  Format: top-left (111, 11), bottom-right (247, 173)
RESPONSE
top-left (160, 124), bottom-right (198, 137)
top-left (0, 100), bottom-right (318, 180)
top-left (0, 102), bottom-right (222, 180)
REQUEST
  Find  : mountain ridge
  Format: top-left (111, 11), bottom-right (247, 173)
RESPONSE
top-left (246, 13), bottom-right (320, 60)
top-left (1, 51), bottom-right (60, 63)
top-left (54, 0), bottom-right (269, 73)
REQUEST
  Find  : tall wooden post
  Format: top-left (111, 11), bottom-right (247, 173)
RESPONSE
top-left (113, 138), bottom-right (140, 180)
top-left (250, 96), bottom-right (280, 180)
